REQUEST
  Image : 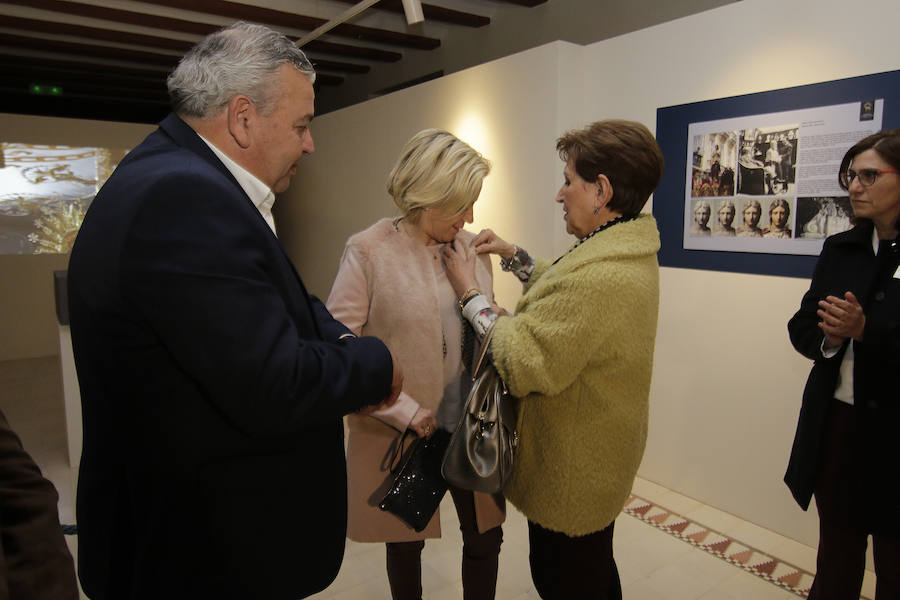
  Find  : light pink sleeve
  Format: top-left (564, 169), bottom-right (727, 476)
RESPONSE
top-left (326, 245), bottom-right (370, 336)
top-left (326, 243), bottom-right (420, 432)
top-left (368, 392), bottom-right (419, 431)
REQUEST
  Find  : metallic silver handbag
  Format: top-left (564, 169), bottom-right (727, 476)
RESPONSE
top-left (441, 323), bottom-right (518, 493)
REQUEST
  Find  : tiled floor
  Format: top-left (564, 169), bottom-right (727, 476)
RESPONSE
top-left (1, 356), bottom-right (878, 599)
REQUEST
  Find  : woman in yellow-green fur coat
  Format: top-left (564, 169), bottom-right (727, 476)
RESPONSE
top-left (443, 120), bottom-right (664, 600)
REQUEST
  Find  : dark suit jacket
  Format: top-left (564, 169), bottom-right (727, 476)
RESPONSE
top-left (68, 114), bottom-right (393, 599)
top-left (785, 223), bottom-right (900, 530)
top-left (0, 410), bottom-right (78, 599)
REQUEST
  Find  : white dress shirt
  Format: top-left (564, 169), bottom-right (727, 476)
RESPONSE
top-left (198, 134), bottom-right (277, 235)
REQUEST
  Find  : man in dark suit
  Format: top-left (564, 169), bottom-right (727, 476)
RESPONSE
top-left (67, 22), bottom-right (401, 600)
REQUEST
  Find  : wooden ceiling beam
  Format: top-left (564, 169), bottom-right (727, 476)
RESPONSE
top-left (2, 0), bottom-right (216, 36)
top-left (0, 33), bottom-right (181, 67)
top-left (330, 0), bottom-right (489, 27)
top-left (493, 0), bottom-right (547, 6)
top-left (133, 0), bottom-right (440, 49)
top-left (1, 30), bottom-right (371, 75)
top-left (2, 15), bottom-right (194, 52)
top-left (2, 0), bottom-right (404, 61)
top-left (307, 58), bottom-right (369, 74)
top-left (296, 40), bottom-right (400, 63)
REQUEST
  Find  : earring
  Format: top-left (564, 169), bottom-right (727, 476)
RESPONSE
top-left (593, 206), bottom-right (600, 215)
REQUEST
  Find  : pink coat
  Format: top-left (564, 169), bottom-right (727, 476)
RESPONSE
top-left (327, 218), bottom-right (505, 542)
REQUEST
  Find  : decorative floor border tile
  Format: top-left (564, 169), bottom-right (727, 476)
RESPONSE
top-left (622, 494), bottom-right (871, 599)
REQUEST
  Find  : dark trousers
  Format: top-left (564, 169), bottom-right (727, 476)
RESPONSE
top-left (385, 486), bottom-right (502, 600)
top-left (808, 400), bottom-right (900, 600)
top-left (527, 519), bottom-right (621, 600)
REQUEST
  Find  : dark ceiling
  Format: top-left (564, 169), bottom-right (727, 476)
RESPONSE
top-left (0, 0), bottom-right (545, 124)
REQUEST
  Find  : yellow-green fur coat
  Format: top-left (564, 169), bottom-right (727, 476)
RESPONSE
top-left (493, 214), bottom-right (660, 536)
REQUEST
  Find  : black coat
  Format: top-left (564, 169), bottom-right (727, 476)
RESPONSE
top-left (785, 223), bottom-right (900, 529)
top-left (68, 114), bottom-right (393, 599)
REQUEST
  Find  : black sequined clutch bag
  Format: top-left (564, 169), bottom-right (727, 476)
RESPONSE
top-left (378, 429), bottom-right (450, 532)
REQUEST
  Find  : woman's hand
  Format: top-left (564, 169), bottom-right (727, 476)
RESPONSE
top-left (442, 238), bottom-right (479, 298)
top-left (409, 407), bottom-right (437, 438)
top-left (471, 229), bottom-right (516, 260)
top-left (817, 291), bottom-right (866, 346)
top-left (490, 299), bottom-right (511, 317)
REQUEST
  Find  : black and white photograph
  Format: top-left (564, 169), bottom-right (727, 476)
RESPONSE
top-left (796, 196), bottom-right (853, 239)
top-left (735, 198), bottom-right (764, 237)
top-left (711, 199), bottom-right (737, 237)
top-left (737, 126), bottom-right (798, 196)
top-left (688, 199), bottom-right (712, 237)
top-left (732, 197), bottom-right (795, 238)
top-left (761, 197), bottom-right (794, 239)
top-left (690, 131), bottom-right (738, 198)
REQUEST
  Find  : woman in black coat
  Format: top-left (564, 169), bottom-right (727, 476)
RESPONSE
top-left (786, 129), bottom-right (900, 599)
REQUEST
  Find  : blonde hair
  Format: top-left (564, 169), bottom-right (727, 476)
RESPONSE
top-left (387, 129), bottom-right (491, 223)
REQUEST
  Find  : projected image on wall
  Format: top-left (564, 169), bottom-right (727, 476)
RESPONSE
top-left (0, 142), bottom-right (127, 254)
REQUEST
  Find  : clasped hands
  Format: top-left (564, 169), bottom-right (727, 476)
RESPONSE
top-left (817, 291), bottom-right (866, 348)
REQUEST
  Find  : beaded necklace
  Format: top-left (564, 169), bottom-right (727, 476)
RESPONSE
top-left (551, 214), bottom-right (635, 266)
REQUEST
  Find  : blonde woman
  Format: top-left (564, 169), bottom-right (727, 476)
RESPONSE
top-left (327, 129), bottom-right (504, 600)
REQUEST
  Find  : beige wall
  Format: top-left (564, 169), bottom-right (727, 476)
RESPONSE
top-left (0, 253), bottom-right (69, 362)
top-left (0, 114), bottom-right (154, 361)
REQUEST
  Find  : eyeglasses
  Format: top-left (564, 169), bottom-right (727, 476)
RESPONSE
top-left (840, 168), bottom-right (899, 188)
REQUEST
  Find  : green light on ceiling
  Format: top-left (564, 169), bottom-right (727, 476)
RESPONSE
top-left (29, 84), bottom-right (64, 96)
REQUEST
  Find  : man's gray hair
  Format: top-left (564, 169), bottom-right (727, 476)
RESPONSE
top-left (167, 22), bottom-right (316, 119)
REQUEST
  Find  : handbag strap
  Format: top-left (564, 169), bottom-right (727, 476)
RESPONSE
top-left (387, 429), bottom-right (416, 474)
top-left (473, 321), bottom-right (497, 378)
top-left (472, 322), bottom-right (509, 395)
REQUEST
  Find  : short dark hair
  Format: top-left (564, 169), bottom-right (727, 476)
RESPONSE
top-left (838, 129), bottom-right (900, 227)
top-left (556, 119), bottom-right (664, 218)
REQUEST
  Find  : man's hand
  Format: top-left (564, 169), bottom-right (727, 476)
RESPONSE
top-left (359, 350), bottom-right (403, 415)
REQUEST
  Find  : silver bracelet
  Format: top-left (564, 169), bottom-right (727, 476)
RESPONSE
top-left (500, 245), bottom-right (521, 272)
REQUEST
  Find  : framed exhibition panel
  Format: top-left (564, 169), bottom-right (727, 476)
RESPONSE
top-left (655, 69), bottom-right (900, 278)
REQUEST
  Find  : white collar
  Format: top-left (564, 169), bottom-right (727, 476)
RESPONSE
top-left (197, 134), bottom-right (277, 234)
